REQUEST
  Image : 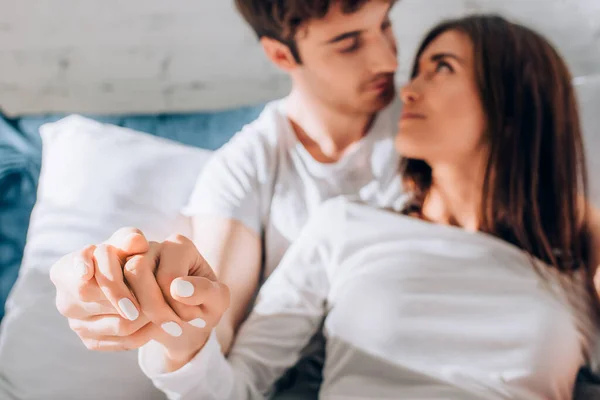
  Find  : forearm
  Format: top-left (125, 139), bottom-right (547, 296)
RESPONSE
top-left (192, 216), bottom-right (262, 354)
top-left (216, 311), bottom-right (236, 355)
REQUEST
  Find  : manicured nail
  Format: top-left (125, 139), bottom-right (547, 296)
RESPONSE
top-left (118, 298), bottom-right (139, 321)
top-left (189, 318), bottom-right (207, 329)
top-left (161, 322), bottom-right (183, 337)
top-left (75, 261), bottom-right (88, 278)
top-left (173, 279), bottom-right (194, 298)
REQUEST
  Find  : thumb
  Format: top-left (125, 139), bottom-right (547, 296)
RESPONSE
top-left (170, 277), bottom-right (230, 313)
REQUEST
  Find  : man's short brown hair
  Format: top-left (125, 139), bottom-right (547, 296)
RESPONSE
top-left (234, 0), bottom-right (386, 62)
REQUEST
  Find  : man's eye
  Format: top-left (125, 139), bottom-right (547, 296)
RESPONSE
top-left (340, 39), bottom-right (360, 54)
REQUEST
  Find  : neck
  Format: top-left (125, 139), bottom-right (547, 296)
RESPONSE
top-left (422, 156), bottom-right (487, 232)
top-left (286, 87), bottom-right (376, 163)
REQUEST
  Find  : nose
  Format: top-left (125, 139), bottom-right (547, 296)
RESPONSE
top-left (400, 82), bottom-right (420, 104)
top-left (369, 35), bottom-right (399, 74)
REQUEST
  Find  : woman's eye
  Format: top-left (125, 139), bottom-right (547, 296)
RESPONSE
top-left (436, 61), bottom-right (453, 73)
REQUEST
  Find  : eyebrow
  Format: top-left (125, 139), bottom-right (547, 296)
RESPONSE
top-left (323, 7), bottom-right (393, 45)
top-left (429, 52), bottom-right (465, 64)
top-left (324, 30), bottom-right (363, 45)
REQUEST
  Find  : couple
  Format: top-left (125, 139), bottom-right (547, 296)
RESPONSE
top-left (50, 1), bottom-right (600, 399)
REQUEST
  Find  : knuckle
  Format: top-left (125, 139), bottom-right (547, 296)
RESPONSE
top-left (68, 319), bottom-right (86, 335)
top-left (122, 337), bottom-right (140, 351)
top-left (84, 338), bottom-right (103, 351)
top-left (115, 319), bottom-right (137, 337)
top-left (120, 226), bottom-right (143, 236)
top-left (123, 254), bottom-right (146, 275)
top-left (76, 282), bottom-right (93, 302)
top-left (55, 293), bottom-right (74, 317)
top-left (49, 261), bottom-right (61, 285)
top-left (81, 244), bottom-right (97, 258)
top-left (165, 233), bottom-right (190, 246)
top-left (82, 244), bottom-right (96, 252)
top-left (93, 244), bottom-right (110, 258)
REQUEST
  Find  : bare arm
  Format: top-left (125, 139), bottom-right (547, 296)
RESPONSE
top-left (191, 215), bottom-right (262, 354)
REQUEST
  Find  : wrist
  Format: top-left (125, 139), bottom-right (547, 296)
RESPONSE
top-left (163, 332), bottom-right (211, 373)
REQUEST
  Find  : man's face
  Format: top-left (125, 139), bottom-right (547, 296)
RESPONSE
top-left (293, 1), bottom-right (398, 115)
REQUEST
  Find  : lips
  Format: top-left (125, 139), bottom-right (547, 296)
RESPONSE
top-left (368, 77), bottom-right (394, 91)
top-left (400, 111), bottom-right (426, 120)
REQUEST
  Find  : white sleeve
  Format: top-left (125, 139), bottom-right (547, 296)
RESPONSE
top-left (138, 200), bottom-right (344, 400)
top-left (181, 122), bottom-right (275, 236)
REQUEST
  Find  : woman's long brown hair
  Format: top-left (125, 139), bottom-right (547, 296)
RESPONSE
top-left (400, 15), bottom-right (591, 274)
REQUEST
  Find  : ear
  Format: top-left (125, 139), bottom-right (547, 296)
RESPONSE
top-left (260, 37), bottom-right (299, 72)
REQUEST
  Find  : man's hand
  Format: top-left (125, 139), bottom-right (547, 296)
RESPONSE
top-left (51, 226), bottom-right (230, 370)
top-left (50, 227), bottom-right (154, 351)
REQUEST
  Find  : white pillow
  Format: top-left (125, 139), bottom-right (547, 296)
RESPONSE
top-left (0, 115), bottom-right (212, 400)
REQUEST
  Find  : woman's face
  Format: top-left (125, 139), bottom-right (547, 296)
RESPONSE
top-left (395, 30), bottom-right (487, 165)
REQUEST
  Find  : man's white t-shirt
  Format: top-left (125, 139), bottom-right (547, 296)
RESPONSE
top-left (182, 96), bottom-right (403, 282)
top-left (181, 96), bottom-right (403, 396)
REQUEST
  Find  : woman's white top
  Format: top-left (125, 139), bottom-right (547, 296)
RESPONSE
top-left (140, 197), bottom-right (597, 400)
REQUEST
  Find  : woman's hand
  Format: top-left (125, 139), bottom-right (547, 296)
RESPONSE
top-left (123, 234), bottom-right (230, 371)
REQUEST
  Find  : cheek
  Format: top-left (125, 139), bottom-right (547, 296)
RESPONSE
top-left (309, 58), bottom-right (361, 89)
top-left (432, 86), bottom-right (486, 151)
top-left (396, 86), bottom-right (486, 159)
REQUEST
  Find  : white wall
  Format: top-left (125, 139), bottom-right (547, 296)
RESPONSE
top-left (0, 0), bottom-right (290, 115)
top-left (0, 0), bottom-right (598, 117)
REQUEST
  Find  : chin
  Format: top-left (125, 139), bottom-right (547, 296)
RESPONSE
top-left (370, 91), bottom-right (396, 112)
top-left (394, 132), bottom-right (423, 159)
top-left (363, 88), bottom-right (396, 112)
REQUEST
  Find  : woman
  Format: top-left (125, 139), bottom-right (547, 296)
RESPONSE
top-left (138, 15), bottom-right (599, 399)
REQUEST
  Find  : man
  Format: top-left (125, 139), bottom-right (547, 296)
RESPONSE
top-left (50, 0), bottom-right (403, 397)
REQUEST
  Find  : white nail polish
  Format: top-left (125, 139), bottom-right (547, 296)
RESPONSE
top-left (118, 298), bottom-right (139, 321)
top-left (162, 322), bottom-right (183, 337)
top-left (173, 279), bottom-right (194, 297)
top-left (189, 318), bottom-right (207, 329)
top-left (75, 261), bottom-right (88, 278)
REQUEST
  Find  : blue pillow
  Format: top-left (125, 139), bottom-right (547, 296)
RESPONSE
top-left (0, 105), bottom-right (264, 320)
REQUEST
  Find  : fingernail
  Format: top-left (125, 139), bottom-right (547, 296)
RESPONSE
top-left (189, 318), bottom-right (207, 329)
top-left (75, 261), bottom-right (88, 278)
top-left (118, 298), bottom-right (139, 321)
top-left (173, 279), bottom-right (194, 297)
top-left (161, 322), bottom-right (183, 337)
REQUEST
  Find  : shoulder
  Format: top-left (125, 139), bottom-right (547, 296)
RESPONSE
top-left (214, 99), bottom-right (287, 158)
